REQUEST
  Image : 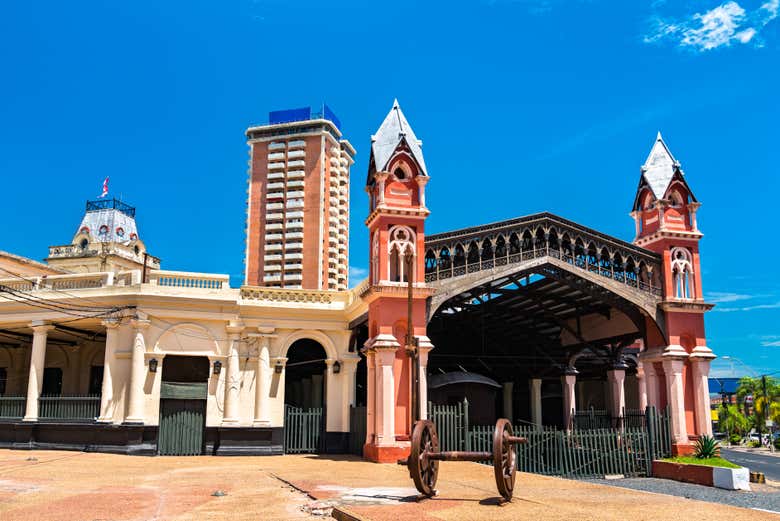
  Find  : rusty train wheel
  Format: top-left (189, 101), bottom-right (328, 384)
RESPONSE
top-left (409, 419), bottom-right (440, 497)
top-left (493, 418), bottom-right (517, 501)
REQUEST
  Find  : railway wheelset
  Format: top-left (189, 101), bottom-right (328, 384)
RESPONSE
top-left (406, 418), bottom-right (528, 502)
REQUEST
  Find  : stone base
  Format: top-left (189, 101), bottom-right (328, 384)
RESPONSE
top-left (0, 421), bottom-right (156, 455)
top-left (363, 442), bottom-right (410, 463)
top-left (0, 421), bottom-right (285, 456)
top-left (208, 426), bottom-right (283, 455)
top-left (322, 431), bottom-right (350, 454)
top-left (671, 442), bottom-right (695, 456)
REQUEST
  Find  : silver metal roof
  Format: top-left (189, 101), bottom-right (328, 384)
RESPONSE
top-left (76, 207), bottom-right (139, 245)
top-left (371, 99), bottom-right (427, 176)
top-left (641, 132), bottom-right (678, 200)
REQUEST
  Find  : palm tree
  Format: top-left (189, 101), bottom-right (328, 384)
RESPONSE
top-left (736, 376), bottom-right (780, 437)
top-left (736, 376), bottom-right (758, 416)
top-left (719, 404), bottom-right (749, 440)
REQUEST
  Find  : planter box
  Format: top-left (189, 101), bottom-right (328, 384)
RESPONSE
top-left (652, 460), bottom-right (750, 491)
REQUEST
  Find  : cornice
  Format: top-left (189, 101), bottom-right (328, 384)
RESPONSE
top-left (659, 299), bottom-right (714, 313)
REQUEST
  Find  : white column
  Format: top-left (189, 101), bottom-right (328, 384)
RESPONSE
top-left (125, 318), bottom-right (150, 423)
top-left (662, 357), bottom-right (688, 444)
top-left (23, 322), bottom-right (53, 421)
top-left (690, 346), bottom-right (715, 437)
top-left (416, 176), bottom-right (429, 208)
top-left (530, 378), bottom-right (542, 429)
top-left (502, 382), bottom-right (514, 420)
top-left (222, 326), bottom-right (243, 425)
top-left (636, 362), bottom-right (648, 411)
top-left (375, 348), bottom-right (396, 445)
top-left (562, 373), bottom-right (577, 431)
top-left (97, 319), bottom-right (120, 423)
top-left (365, 350), bottom-right (375, 445)
top-left (253, 336), bottom-right (273, 426)
top-left (606, 368), bottom-right (626, 421)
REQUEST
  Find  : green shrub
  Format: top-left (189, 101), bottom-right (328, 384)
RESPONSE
top-left (729, 434), bottom-right (742, 445)
top-left (694, 435), bottom-right (720, 459)
top-left (747, 440), bottom-right (761, 448)
top-left (774, 438), bottom-right (780, 450)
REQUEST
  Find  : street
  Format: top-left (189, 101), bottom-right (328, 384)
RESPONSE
top-left (722, 448), bottom-right (780, 481)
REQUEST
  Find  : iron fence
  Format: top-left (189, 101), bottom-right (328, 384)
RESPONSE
top-left (284, 405), bottom-right (323, 454)
top-left (38, 395), bottom-right (100, 421)
top-left (433, 399), bottom-right (672, 479)
top-left (0, 396), bottom-right (26, 418)
top-left (428, 400), bottom-right (470, 451)
top-left (349, 406), bottom-right (367, 456)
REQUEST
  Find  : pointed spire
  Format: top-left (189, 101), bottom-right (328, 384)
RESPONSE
top-left (370, 99), bottom-right (427, 178)
top-left (641, 132), bottom-right (679, 199)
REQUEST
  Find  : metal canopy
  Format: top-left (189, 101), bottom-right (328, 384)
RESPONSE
top-left (427, 271), bottom-right (642, 382)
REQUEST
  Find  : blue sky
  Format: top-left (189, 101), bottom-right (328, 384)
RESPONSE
top-left (1, 1), bottom-right (778, 377)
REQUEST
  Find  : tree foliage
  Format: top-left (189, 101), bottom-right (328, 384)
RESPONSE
top-left (718, 404), bottom-right (749, 436)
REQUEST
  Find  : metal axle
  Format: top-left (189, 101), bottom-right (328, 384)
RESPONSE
top-left (428, 451), bottom-right (492, 462)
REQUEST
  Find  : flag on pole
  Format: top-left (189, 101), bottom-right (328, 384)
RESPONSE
top-left (98, 177), bottom-right (109, 198)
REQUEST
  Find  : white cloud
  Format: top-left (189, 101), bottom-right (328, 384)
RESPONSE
top-left (645, 1), bottom-right (779, 51)
top-left (348, 266), bottom-right (368, 287)
top-left (714, 300), bottom-right (780, 312)
top-left (705, 291), bottom-right (755, 303)
top-left (760, 335), bottom-right (780, 346)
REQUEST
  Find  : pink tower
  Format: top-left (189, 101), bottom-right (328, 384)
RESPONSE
top-left (633, 133), bottom-right (715, 455)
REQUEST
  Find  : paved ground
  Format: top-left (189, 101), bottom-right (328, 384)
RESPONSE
top-left (0, 449), bottom-right (777, 521)
top-left (722, 448), bottom-right (780, 481)
top-left (588, 477), bottom-right (780, 514)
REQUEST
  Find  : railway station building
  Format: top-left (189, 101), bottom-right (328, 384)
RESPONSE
top-left (0, 102), bottom-right (714, 458)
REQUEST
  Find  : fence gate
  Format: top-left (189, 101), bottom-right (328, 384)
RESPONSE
top-left (284, 405), bottom-right (323, 454)
top-left (349, 406), bottom-right (367, 456)
top-left (158, 382), bottom-right (207, 456)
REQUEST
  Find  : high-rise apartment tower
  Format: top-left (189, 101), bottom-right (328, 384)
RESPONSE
top-left (244, 106), bottom-right (354, 290)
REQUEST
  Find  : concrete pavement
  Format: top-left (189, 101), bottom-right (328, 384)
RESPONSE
top-left (0, 449), bottom-right (777, 520)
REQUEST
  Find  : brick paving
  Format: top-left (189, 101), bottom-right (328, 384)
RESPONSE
top-left (0, 449), bottom-right (777, 520)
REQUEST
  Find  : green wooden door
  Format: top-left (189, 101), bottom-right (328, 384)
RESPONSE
top-left (158, 399), bottom-right (206, 456)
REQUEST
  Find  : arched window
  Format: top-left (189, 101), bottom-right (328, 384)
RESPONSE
top-left (387, 225), bottom-right (416, 282)
top-left (393, 167), bottom-right (406, 181)
top-left (671, 247), bottom-right (695, 299)
top-left (642, 191), bottom-right (655, 210)
top-left (668, 191), bottom-right (684, 208)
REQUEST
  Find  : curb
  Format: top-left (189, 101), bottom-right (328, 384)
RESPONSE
top-left (331, 505), bottom-right (367, 521)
